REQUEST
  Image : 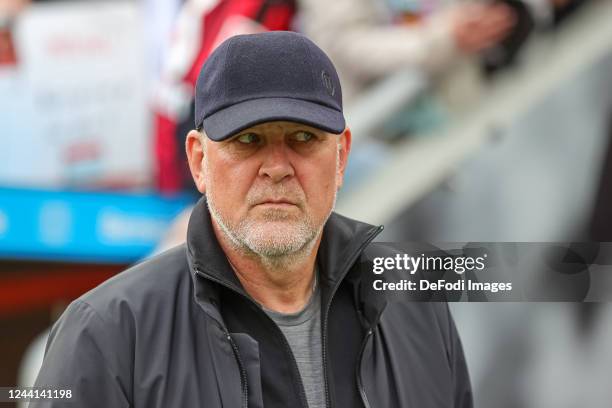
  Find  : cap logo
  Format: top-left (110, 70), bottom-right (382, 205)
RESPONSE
top-left (321, 70), bottom-right (335, 96)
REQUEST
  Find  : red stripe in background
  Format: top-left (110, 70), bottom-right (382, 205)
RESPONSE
top-left (0, 268), bottom-right (121, 317)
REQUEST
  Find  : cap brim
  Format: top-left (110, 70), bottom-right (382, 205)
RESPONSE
top-left (201, 97), bottom-right (346, 141)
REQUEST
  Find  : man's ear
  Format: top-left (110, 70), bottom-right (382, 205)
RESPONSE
top-left (336, 127), bottom-right (352, 189)
top-left (185, 130), bottom-right (207, 194)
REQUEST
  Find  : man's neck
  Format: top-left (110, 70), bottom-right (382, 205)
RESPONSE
top-left (211, 219), bottom-right (321, 314)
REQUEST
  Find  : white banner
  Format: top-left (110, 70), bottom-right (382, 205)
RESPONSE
top-left (0, 1), bottom-right (151, 188)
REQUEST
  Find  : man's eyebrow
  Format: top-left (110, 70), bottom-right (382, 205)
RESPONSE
top-left (237, 123), bottom-right (324, 136)
top-left (285, 124), bottom-right (325, 133)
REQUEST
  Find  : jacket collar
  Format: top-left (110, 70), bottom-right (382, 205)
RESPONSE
top-left (186, 197), bottom-right (245, 295)
top-left (186, 197), bottom-right (383, 311)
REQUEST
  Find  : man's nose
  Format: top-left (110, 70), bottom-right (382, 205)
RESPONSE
top-left (258, 142), bottom-right (295, 182)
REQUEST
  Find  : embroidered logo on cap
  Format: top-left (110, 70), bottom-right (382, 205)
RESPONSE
top-left (321, 70), bottom-right (335, 96)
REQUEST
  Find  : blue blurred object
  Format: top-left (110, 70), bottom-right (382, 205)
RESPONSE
top-left (0, 187), bottom-right (194, 263)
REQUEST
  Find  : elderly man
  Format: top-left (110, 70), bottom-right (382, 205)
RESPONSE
top-left (32, 32), bottom-right (472, 408)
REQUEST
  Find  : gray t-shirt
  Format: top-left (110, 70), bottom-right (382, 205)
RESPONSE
top-left (263, 281), bottom-right (326, 408)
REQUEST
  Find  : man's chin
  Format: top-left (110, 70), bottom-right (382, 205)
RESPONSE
top-left (241, 223), bottom-right (318, 257)
top-left (245, 222), bottom-right (310, 241)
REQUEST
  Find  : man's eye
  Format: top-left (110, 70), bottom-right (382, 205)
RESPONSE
top-left (236, 133), bottom-right (260, 144)
top-left (293, 131), bottom-right (315, 142)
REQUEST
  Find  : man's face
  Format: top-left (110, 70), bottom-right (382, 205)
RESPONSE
top-left (187, 121), bottom-right (351, 259)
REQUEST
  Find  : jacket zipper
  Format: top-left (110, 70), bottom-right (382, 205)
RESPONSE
top-left (194, 268), bottom-right (310, 408)
top-left (321, 225), bottom-right (384, 408)
top-left (356, 329), bottom-right (374, 408)
top-left (356, 299), bottom-right (387, 408)
top-left (226, 332), bottom-right (249, 408)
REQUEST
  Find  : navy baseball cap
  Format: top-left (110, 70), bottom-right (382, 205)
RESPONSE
top-left (194, 31), bottom-right (345, 141)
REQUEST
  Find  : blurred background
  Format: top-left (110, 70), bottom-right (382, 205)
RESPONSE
top-left (1, 0), bottom-right (612, 406)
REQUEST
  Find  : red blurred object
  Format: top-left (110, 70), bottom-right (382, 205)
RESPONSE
top-left (0, 23), bottom-right (18, 66)
top-left (0, 262), bottom-right (125, 317)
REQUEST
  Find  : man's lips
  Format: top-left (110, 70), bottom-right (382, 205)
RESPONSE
top-left (254, 198), bottom-right (299, 206)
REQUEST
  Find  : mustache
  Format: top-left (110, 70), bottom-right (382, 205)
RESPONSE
top-left (247, 184), bottom-right (306, 207)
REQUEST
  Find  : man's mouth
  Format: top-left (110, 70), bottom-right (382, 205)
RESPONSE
top-left (257, 199), bottom-right (296, 206)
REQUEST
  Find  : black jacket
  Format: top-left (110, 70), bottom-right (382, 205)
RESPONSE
top-left (33, 198), bottom-right (472, 408)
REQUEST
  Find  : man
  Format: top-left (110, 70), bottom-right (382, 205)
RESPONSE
top-left (32, 31), bottom-right (472, 407)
